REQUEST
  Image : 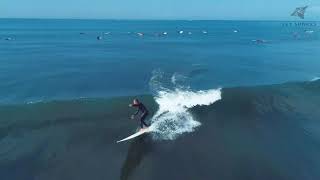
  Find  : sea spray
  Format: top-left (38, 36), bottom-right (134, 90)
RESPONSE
top-left (148, 69), bottom-right (221, 140)
top-left (149, 88), bottom-right (221, 140)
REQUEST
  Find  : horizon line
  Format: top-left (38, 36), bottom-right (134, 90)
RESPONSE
top-left (1, 17), bottom-right (320, 22)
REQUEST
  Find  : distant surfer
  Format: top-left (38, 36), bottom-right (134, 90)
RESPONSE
top-left (137, 32), bottom-right (144, 37)
top-left (252, 39), bottom-right (267, 44)
top-left (5, 37), bottom-right (13, 41)
top-left (129, 99), bottom-right (150, 129)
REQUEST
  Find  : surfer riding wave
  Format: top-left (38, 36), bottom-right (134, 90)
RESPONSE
top-left (129, 99), bottom-right (150, 129)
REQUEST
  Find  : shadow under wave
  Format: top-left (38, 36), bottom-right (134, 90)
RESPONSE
top-left (120, 135), bottom-right (153, 180)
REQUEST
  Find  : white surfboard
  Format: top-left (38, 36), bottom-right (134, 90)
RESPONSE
top-left (117, 128), bottom-right (151, 143)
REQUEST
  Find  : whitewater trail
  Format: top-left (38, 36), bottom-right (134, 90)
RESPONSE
top-left (149, 88), bottom-right (221, 140)
top-left (148, 70), bottom-right (221, 140)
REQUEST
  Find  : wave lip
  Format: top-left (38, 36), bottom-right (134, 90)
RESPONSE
top-left (149, 88), bottom-right (221, 140)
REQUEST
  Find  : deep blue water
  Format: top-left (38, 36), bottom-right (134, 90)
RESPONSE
top-left (0, 19), bottom-right (319, 104)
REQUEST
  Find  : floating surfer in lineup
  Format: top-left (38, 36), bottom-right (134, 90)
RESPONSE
top-left (129, 99), bottom-right (150, 129)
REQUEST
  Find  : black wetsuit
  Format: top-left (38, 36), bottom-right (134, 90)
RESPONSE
top-left (132, 103), bottom-right (149, 128)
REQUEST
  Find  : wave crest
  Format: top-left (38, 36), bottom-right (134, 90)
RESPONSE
top-left (148, 70), bottom-right (221, 140)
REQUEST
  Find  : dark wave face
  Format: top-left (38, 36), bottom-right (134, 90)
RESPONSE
top-left (0, 80), bottom-right (320, 180)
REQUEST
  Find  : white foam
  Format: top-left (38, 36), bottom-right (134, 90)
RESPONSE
top-left (171, 74), bottom-right (177, 85)
top-left (171, 73), bottom-right (187, 85)
top-left (311, 77), bottom-right (320, 82)
top-left (26, 99), bottom-right (44, 104)
top-left (149, 88), bottom-right (221, 140)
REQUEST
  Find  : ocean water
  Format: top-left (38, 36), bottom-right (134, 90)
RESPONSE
top-left (0, 19), bottom-right (320, 180)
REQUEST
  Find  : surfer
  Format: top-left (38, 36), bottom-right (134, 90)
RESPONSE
top-left (129, 99), bottom-right (150, 129)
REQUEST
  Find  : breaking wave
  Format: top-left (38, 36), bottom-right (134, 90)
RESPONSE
top-left (149, 88), bottom-right (221, 140)
top-left (148, 70), bottom-right (221, 140)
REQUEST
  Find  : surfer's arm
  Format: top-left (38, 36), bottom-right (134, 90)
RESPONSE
top-left (129, 104), bottom-right (140, 118)
top-left (131, 104), bottom-right (140, 115)
top-left (133, 109), bottom-right (140, 116)
top-left (130, 109), bottom-right (139, 119)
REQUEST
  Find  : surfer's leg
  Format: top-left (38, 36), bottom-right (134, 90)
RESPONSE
top-left (140, 121), bottom-right (144, 128)
top-left (140, 113), bottom-right (149, 128)
top-left (142, 120), bottom-right (148, 127)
